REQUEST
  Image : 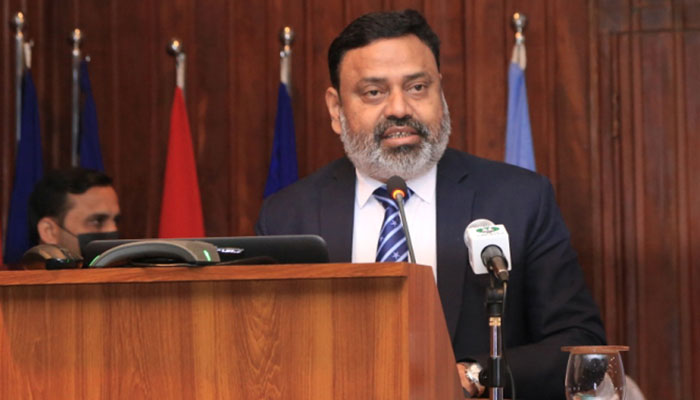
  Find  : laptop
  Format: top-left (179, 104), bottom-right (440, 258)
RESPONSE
top-left (82, 235), bottom-right (329, 267)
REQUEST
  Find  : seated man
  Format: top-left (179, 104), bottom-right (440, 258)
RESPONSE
top-left (256, 9), bottom-right (606, 398)
top-left (28, 167), bottom-right (121, 259)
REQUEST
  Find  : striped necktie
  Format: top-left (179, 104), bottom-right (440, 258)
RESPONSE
top-left (373, 186), bottom-right (412, 262)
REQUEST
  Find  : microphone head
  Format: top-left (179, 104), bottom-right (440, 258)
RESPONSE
top-left (386, 175), bottom-right (408, 200)
top-left (463, 219), bottom-right (495, 249)
top-left (466, 218), bottom-right (495, 231)
top-left (464, 220), bottom-right (511, 276)
top-left (480, 244), bottom-right (506, 266)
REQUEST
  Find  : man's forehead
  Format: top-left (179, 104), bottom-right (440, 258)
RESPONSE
top-left (65, 186), bottom-right (119, 216)
top-left (338, 35), bottom-right (439, 84)
top-left (357, 71), bottom-right (431, 85)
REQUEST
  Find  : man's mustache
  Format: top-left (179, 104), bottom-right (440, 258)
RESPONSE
top-left (373, 116), bottom-right (430, 142)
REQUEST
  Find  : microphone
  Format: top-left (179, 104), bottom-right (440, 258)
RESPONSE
top-left (463, 219), bottom-right (512, 281)
top-left (386, 176), bottom-right (416, 264)
top-left (481, 245), bottom-right (510, 282)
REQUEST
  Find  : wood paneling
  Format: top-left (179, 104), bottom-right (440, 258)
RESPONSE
top-left (1, 1), bottom-right (699, 398)
top-left (465, 0), bottom-right (507, 159)
top-left (596, 10), bottom-right (700, 398)
top-left (684, 29), bottom-right (700, 399)
top-left (0, 263), bottom-right (462, 399)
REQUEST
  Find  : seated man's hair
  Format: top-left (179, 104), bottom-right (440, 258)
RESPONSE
top-left (28, 167), bottom-right (113, 245)
top-left (327, 9), bottom-right (441, 89)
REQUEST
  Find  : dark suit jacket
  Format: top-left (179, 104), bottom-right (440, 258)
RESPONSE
top-left (256, 148), bottom-right (606, 399)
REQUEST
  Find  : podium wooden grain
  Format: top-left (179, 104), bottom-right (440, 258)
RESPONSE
top-left (0, 263), bottom-right (463, 399)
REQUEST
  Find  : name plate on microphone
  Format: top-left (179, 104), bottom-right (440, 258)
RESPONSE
top-left (465, 224), bottom-right (512, 275)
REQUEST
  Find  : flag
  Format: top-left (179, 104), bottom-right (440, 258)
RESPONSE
top-left (263, 82), bottom-right (298, 197)
top-left (4, 70), bottom-right (44, 263)
top-left (504, 40), bottom-right (536, 171)
top-left (158, 87), bottom-right (205, 238)
top-left (79, 60), bottom-right (105, 171)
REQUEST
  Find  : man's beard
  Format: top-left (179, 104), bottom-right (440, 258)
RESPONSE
top-left (339, 94), bottom-right (451, 181)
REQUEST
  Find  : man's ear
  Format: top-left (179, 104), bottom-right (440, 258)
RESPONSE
top-left (325, 87), bottom-right (342, 135)
top-left (36, 217), bottom-right (60, 245)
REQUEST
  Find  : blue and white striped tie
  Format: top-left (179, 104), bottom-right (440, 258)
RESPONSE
top-left (373, 186), bottom-right (412, 262)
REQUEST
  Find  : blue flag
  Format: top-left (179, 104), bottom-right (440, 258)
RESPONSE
top-left (79, 60), bottom-right (105, 171)
top-left (505, 44), bottom-right (536, 171)
top-left (263, 82), bottom-right (298, 197)
top-left (4, 70), bottom-right (43, 263)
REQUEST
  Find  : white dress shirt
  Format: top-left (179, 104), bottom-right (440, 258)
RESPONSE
top-left (351, 166), bottom-right (438, 280)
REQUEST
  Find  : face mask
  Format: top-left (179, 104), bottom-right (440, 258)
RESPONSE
top-left (76, 231), bottom-right (120, 255)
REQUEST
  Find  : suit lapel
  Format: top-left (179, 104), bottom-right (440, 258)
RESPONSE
top-left (320, 158), bottom-right (356, 262)
top-left (436, 149), bottom-right (474, 339)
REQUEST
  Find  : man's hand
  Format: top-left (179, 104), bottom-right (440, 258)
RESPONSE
top-left (456, 362), bottom-right (484, 398)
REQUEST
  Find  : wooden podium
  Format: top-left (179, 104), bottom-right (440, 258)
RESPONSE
top-left (0, 263), bottom-right (463, 399)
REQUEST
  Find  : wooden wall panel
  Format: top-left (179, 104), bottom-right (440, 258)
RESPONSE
top-left (115, 1), bottom-right (162, 238)
top-left (684, 31), bottom-right (700, 398)
top-left (465, 1), bottom-right (507, 159)
top-left (1, 1), bottom-right (699, 398)
top-left (193, 0), bottom-right (232, 237)
top-left (611, 30), bottom-right (641, 371)
top-left (301, 0), bottom-right (345, 175)
top-left (424, 0), bottom-right (466, 151)
top-left (685, 0), bottom-right (700, 29)
top-left (550, 0), bottom-right (597, 290)
top-left (597, 21), bottom-right (699, 400)
top-left (43, 0), bottom-right (73, 170)
top-left (229, 1), bottom-right (272, 235)
top-left (637, 0), bottom-right (675, 30)
top-left (391, 0), bottom-right (425, 12)
top-left (598, 0), bottom-right (632, 32)
top-left (636, 31), bottom-right (682, 398)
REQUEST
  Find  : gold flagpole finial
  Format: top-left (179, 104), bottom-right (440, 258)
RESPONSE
top-left (511, 12), bottom-right (528, 44)
top-left (279, 27), bottom-right (295, 92)
top-left (167, 38), bottom-right (186, 92)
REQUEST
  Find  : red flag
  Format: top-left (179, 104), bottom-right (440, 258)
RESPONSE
top-left (158, 87), bottom-right (205, 238)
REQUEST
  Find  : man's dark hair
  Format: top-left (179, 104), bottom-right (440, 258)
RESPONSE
top-left (28, 167), bottom-right (113, 245)
top-left (328, 9), bottom-right (441, 89)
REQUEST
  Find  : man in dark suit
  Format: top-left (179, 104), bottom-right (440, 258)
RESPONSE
top-left (256, 9), bottom-right (606, 399)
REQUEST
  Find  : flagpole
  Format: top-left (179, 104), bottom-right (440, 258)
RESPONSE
top-left (279, 26), bottom-right (294, 95)
top-left (11, 12), bottom-right (25, 146)
top-left (70, 29), bottom-right (83, 167)
top-left (510, 13), bottom-right (528, 68)
top-left (167, 39), bottom-right (186, 95)
top-left (511, 12), bottom-right (527, 38)
top-left (505, 11), bottom-right (535, 172)
top-left (160, 37), bottom-right (205, 238)
top-left (264, 27), bottom-right (298, 197)
top-left (5, 30), bottom-right (43, 264)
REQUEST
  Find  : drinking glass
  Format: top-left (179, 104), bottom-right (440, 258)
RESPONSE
top-left (562, 345), bottom-right (629, 400)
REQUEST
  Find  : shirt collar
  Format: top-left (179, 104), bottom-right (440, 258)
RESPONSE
top-left (355, 165), bottom-right (437, 208)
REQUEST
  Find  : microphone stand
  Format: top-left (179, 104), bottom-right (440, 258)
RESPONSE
top-left (484, 275), bottom-right (506, 400)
